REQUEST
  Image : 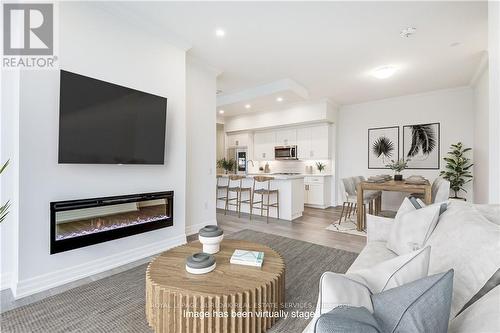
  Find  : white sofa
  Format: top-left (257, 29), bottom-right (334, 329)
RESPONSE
top-left (304, 201), bottom-right (500, 332)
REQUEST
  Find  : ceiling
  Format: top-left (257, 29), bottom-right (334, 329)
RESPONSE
top-left (99, 1), bottom-right (488, 106)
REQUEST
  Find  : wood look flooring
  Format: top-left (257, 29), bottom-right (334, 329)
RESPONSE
top-left (216, 206), bottom-right (366, 254)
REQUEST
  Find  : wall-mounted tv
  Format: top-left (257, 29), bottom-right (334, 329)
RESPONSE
top-left (58, 70), bottom-right (167, 164)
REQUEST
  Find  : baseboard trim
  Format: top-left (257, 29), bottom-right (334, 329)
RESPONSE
top-left (14, 234), bottom-right (187, 299)
top-left (0, 272), bottom-right (12, 291)
top-left (186, 220), bottom-right (217, 236)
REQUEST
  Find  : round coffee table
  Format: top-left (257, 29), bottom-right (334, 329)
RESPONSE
top-left (146, 239), bottom-right (286, 333)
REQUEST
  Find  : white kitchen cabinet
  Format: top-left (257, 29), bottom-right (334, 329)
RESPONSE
top-left (253, 131), bottom-right (275, 161)
top-left (310, 125), bottom-right (330, 159)
top-left (304, 176), bottom-right (331, 209)
top-left (275, 128), bottom-right (297, 146)
top-left (297, 125), bottom-right (330, 159)
top-left (226, 132), bottom-right (250, 148)
top-left (296, 127), bottom-right (311, 159)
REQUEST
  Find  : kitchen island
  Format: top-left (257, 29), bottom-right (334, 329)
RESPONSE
top-left (217, 174), bottom-right (304, 221)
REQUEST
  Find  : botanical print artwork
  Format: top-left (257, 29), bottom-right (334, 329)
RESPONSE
top-left (403, 123), bottom-right (440, 169)
top-left (368, 126), bottom-right (399, 169)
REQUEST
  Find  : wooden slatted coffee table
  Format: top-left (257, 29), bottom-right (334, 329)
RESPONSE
top-left (146, 239), bottom-right (286, 333)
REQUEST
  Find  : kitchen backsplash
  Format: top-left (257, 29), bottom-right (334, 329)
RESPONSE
top-left (248, 160), bottom-right (333, 175)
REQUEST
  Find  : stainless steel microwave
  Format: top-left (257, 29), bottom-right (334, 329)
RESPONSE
top-left (274, 145), bottom-right (298, 160)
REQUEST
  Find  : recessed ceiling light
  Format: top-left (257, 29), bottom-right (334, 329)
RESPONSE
top-left (244, 104), bottom-right (251, 109)
top-left (450, 42), bottom-right (461, 47)
top-left (218, 110), bottom-right (225, 114)
top-left (400, 27), bottom-right (417, 38)
top-left (371, 65), bottom-right (398, 79)
top-left (276, 97), bottom-right (284, 102)
top-left (215, 28), bottom-right (225, 37)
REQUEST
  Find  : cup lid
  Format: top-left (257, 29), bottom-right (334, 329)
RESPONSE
top-left (199, 225), bottom-right (223, 237)
top-left (186, 253), bottom-right (216, 269)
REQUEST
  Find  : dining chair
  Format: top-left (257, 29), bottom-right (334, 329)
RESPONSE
top-left (411, 177), bottom-right (450, 203)
top-left (340, 177), bottom-right (379, 224)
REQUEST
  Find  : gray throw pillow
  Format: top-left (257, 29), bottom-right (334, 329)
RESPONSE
top-left (372, 269), bottom-right (454, 333)
top-left (314, 306), bottom-right (381, 333)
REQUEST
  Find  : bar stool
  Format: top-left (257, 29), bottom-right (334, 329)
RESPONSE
top-left (216, 176), bottom-right (229, 214)
top-left (225, 175), bottom-right (252, 218)
top-left (250, 176), bottom-right (279, 223)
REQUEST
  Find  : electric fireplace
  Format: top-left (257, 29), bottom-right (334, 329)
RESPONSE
top-left (50, 191), bottom-right (173, 254)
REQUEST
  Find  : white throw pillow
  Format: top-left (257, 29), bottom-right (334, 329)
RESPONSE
top-left (426, 201), bottom-right (500, 318)
top-left (387, 204), bottom-right (441, 255)
top-left (395, 197), bottom-right (418, 220)
top-left (448, 286), bottom-right (500, 333)
top-left (348, 246), bottom-right (431, 294)
top-left (318, 272), bottom-right (373, 314)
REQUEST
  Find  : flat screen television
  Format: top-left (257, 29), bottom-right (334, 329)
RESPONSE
top-left (58, 70), bottom-right (167, 164)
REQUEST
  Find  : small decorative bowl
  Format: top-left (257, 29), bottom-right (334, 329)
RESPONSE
top-left (198, 225), bottom-right (224, 254)
top-left (185, 253), bottom-right (216, 275)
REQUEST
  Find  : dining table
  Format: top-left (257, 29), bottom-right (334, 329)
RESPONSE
top-left (356, 180), bottom-right (432, 231)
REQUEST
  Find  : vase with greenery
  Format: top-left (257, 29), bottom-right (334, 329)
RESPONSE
top-left (216, 158), bottom-right (236, 174)
top-left (439, 142), bottom-right (473, 200)
top-left (315, 162), bottom-right (326, 173)
top-left (0, 160), bottom-right (10, 224)
top-left (386, 158), bottom-right (410, 181)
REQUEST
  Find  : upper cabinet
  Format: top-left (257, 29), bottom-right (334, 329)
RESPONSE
top-left (254, 131), bottom-right (276, 161)
top-left (297, 124), bottom-right (330, 159)
top-left (275, 128), bottom-right (297, 146)
top-left (226, 132), bottom-right (250, 148)
top-left (228, 123), bottom-right (332, 161)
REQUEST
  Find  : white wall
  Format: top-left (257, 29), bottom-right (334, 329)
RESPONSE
top-left (0, 71), bottom-right (21, 290)
top-left (488, 1), bottom-right (500, 204)
top-left (186, 56), bottom-right (217, 235)
top-left (473, 67), bottom-right (489, 204)
top-left (4, 2), bottom-right (189, 297)
top-left (224, 100), bottom-right (336, 132)
top-left (337, 87), bottom-right (475, 210)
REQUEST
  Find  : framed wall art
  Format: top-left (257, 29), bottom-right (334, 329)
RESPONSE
top-left (368, 126), bottom-right (399, 169)
top-left (403, 122), bottom-right (440, 169)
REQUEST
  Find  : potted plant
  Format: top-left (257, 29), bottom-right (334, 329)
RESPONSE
top-left (216, 158), bottom-right (236, 174)
top-left (386, 158), bottom-right (410, 181)
top-left (0, 160), bottom-right (10, 223)
top-left (440, 142), bottom-right (473, 200)
top-left (315, 162), bottom-right (326, 173)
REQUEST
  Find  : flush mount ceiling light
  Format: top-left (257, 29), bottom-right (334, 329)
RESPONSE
top-left (276, 97), bottom-right (284, 102)
top-left (400, 27), bottom-right (417, 38)
top-left (218, 110), bottom-right (225, 114)
top-left (244, 104), bottom-right (251, 109)
top-left (215, 28), bottom-right (225, 38)
top-left (371, 65), bottom-right (398, 79)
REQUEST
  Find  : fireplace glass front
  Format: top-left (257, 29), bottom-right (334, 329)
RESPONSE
top-left (50, 191), bottom-right (173, 254)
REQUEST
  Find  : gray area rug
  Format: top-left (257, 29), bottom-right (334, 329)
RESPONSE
top-left (0, 229), bottom-right (358, 333)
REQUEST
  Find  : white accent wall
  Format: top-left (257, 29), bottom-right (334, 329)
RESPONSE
top-left (1, 3), bottom-right (197, 297)
top-left (473, 67), bottom-right (489, 204)
top-left (186, 56), bottom-right (218, 235)
top-left (488, 1), bottom-right (500, 204)
top-left (337, 87), bottom-right (475, 210)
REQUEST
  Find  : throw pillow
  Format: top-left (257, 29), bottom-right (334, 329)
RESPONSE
top-left (449, 285), bottom-right (500, 333)
top-left (314, 270), bottom-right (454, 333)
top-left (318, 272), bottom-right (373, 314)
top-left (394, 197), bottom-right (418, 220)
top-left (387, 204), bottom-right (441, 255)
top-left (425, 201), bottom-right (500, 318)
top-left (315, 306), bottom-right (381, 333)
top-left (348, 246), bottom-right (430, 294)
top-left (372, 269), bottom-right (454, 333)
